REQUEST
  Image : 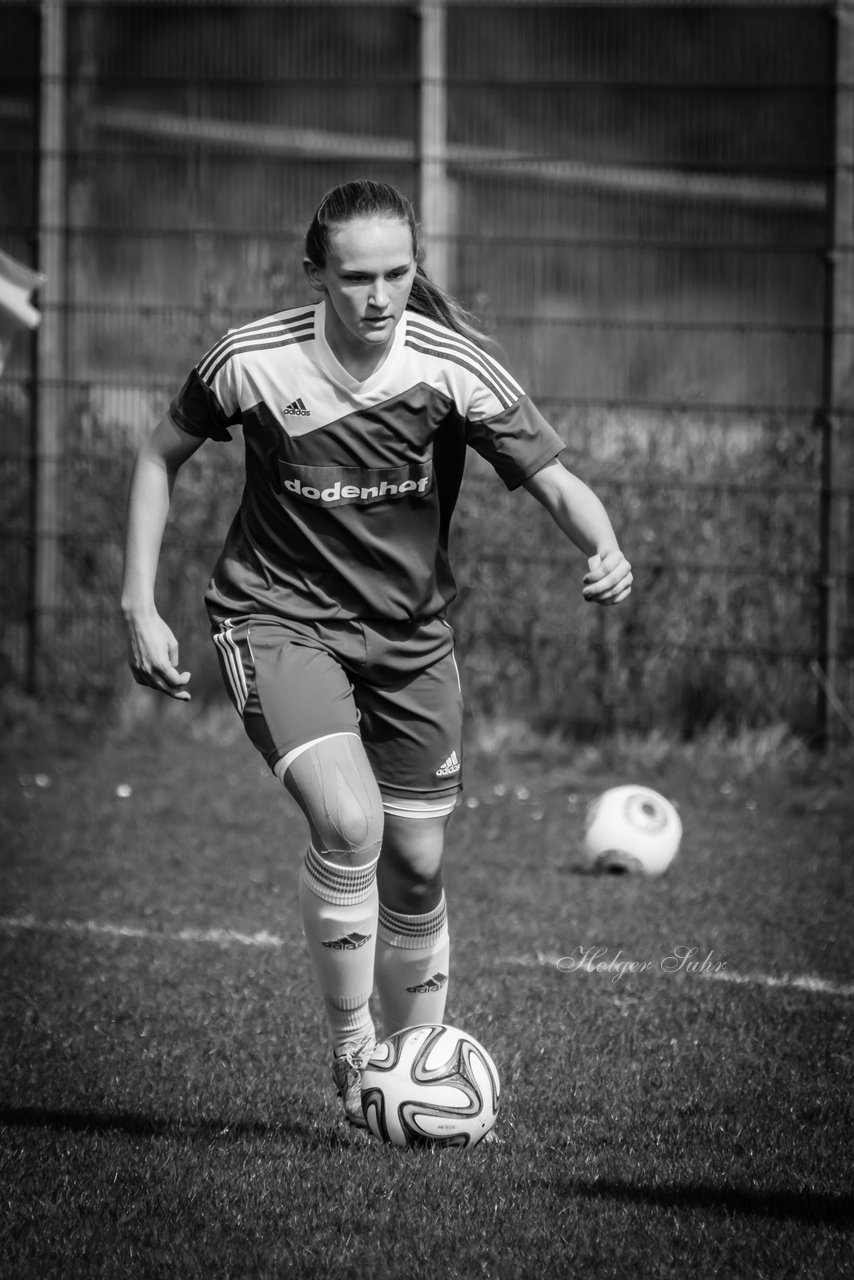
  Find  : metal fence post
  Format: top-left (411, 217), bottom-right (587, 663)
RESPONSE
top-left (418, 0), bottom-right (452, 290)
top-left (31, 0), bottom-right (66, 694)
top-left (818, 0), bottom-right (854, 741)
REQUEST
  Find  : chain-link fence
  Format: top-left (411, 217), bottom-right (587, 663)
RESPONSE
top-left (1, 0), bottom-right (850, 738)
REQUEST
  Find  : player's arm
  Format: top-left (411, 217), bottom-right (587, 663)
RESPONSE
top-left (121, 413), bottom-right (206, 699)
top-left (522, 458), bottom-right (632, 605)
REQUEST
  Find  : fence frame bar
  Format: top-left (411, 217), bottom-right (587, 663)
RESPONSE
top-left (30, 0), bottom-right (66, 694)
top-left (818, 0), bottom-right (854, 741)
top-left (418, 0), bottom-right (452, 290)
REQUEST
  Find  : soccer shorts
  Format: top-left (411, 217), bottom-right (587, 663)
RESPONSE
top-left (208, 611), bottom-right (464, 806)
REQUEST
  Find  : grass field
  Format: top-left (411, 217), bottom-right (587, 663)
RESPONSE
top-left (2, 704), bottom-right (853, 1279)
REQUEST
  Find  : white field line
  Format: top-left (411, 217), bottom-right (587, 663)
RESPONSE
top-left (0, 914), bottom-right (290, 950)
top-left (1, 915), bottom-right (852, 1000)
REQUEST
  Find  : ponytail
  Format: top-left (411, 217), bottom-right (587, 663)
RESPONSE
top-left (407, 265), bottom-right (494, 350)
top-left (305, 179), bottom-right (494, 351)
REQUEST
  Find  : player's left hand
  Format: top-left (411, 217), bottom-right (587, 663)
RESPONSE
top-left (583, 549), bottom-right (633, 605)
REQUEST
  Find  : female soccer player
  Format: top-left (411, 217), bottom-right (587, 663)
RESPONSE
top-left (122, 180), bottom-right (632, 1128)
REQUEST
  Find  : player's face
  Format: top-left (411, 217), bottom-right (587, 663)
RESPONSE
top-left (305, 216), bottom-right (417, 365)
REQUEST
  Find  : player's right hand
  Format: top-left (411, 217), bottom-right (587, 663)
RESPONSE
top-left (124, 610), bottom-right (192, 701)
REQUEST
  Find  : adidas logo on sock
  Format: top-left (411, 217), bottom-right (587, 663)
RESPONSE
top-left (406, 972), bottom-right (448, 994)
top-left (435, 750), bottom-right (460, 778)
top-left (283, 397), bottom-right (310, 417)
top-left (322, 931), bottom-right (371, 950)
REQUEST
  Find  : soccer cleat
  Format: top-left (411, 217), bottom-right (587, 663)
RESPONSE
top-left (331, 1034), bottom-right (375, 1128)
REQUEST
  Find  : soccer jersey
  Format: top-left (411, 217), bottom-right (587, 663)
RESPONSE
top-left (170, 301), bottom-right (565, 623)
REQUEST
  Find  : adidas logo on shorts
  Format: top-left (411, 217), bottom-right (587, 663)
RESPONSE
top-left (435, 751), bottom-right (460, 778)
top-left (406, 972), bottom-right (448, 994)
top-left (322, 931), bottom-right (371, 950)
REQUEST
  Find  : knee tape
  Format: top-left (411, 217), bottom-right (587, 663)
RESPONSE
top-left (279, 733), bottom-right (383, 863)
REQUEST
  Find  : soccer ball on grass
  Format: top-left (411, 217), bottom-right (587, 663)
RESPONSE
top-left (361, 1023), bottom-right (500, 1148)
top-left (578, 785), bottom-right (682, 878)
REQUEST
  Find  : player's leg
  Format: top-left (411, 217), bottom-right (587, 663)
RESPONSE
top-left (377, 810), bottom-right (448, 914)
top-left (276, 732), bottom-right (382, 1056)
top-left (357, 617), bottom-right (463, 1036)
top-left (373, 807), bottom-right (454, 1034)
top-left (209, 614), bottom-right (381, 1124)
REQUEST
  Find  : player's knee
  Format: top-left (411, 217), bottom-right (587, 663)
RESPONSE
top-left (378, 857), bottom-right (443, 913)
top-left (278, 734), bottom-right (384, 867)
top-left (378, 813), bottom-right (447, 906)
top-left (316, 791), bottom-right (384, 867)
top-left (383, 812), bottom-right (447, 862)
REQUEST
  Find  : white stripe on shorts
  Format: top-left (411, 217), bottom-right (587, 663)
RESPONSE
top-left (382, 795), bottom-right (458, 821)
top-left (277, 731), bottom-right (361, 776)
top-left (439, 618), bottom-right (462, 693)
top-left (212, 620), bottom-right (248, 713)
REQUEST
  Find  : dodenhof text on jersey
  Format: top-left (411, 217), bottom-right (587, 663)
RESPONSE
top-left (277, 460), bottom-right (433, 508)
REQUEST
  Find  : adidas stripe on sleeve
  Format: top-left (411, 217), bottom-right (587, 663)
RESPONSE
top-left (405, 316), bottom-right (525, 413)
top-left (404, 314), bottom-right (565, 490)
top-left (170, 309), bottom-right (315, 442)
top-left (197, 309), bottom-right (315, 386)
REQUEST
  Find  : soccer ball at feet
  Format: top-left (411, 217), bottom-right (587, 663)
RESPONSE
top-left (360, 1023), bottom-right (500, 1148)
top-left (579, 785), bottom-right (682, 878)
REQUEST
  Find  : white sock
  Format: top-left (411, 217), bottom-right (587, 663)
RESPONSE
top-left (298, 845), bottom-right (378, 1057)
top-left (374, 895), bottom-right (450, 1035)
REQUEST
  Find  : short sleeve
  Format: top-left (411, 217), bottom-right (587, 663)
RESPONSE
top-left (465, 395), bottom-right (566, 490)
top-left (169, 363), bottom-right (242, 443)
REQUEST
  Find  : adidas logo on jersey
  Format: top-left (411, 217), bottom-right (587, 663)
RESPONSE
top-left (322, 931), bottom-right (371, 950)
top-left (283, 397), bottom-right (310, 417)
top-left (406, 972), bottom-right (448, 994)
top-left (435, 751), bottom-right (460, 778)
